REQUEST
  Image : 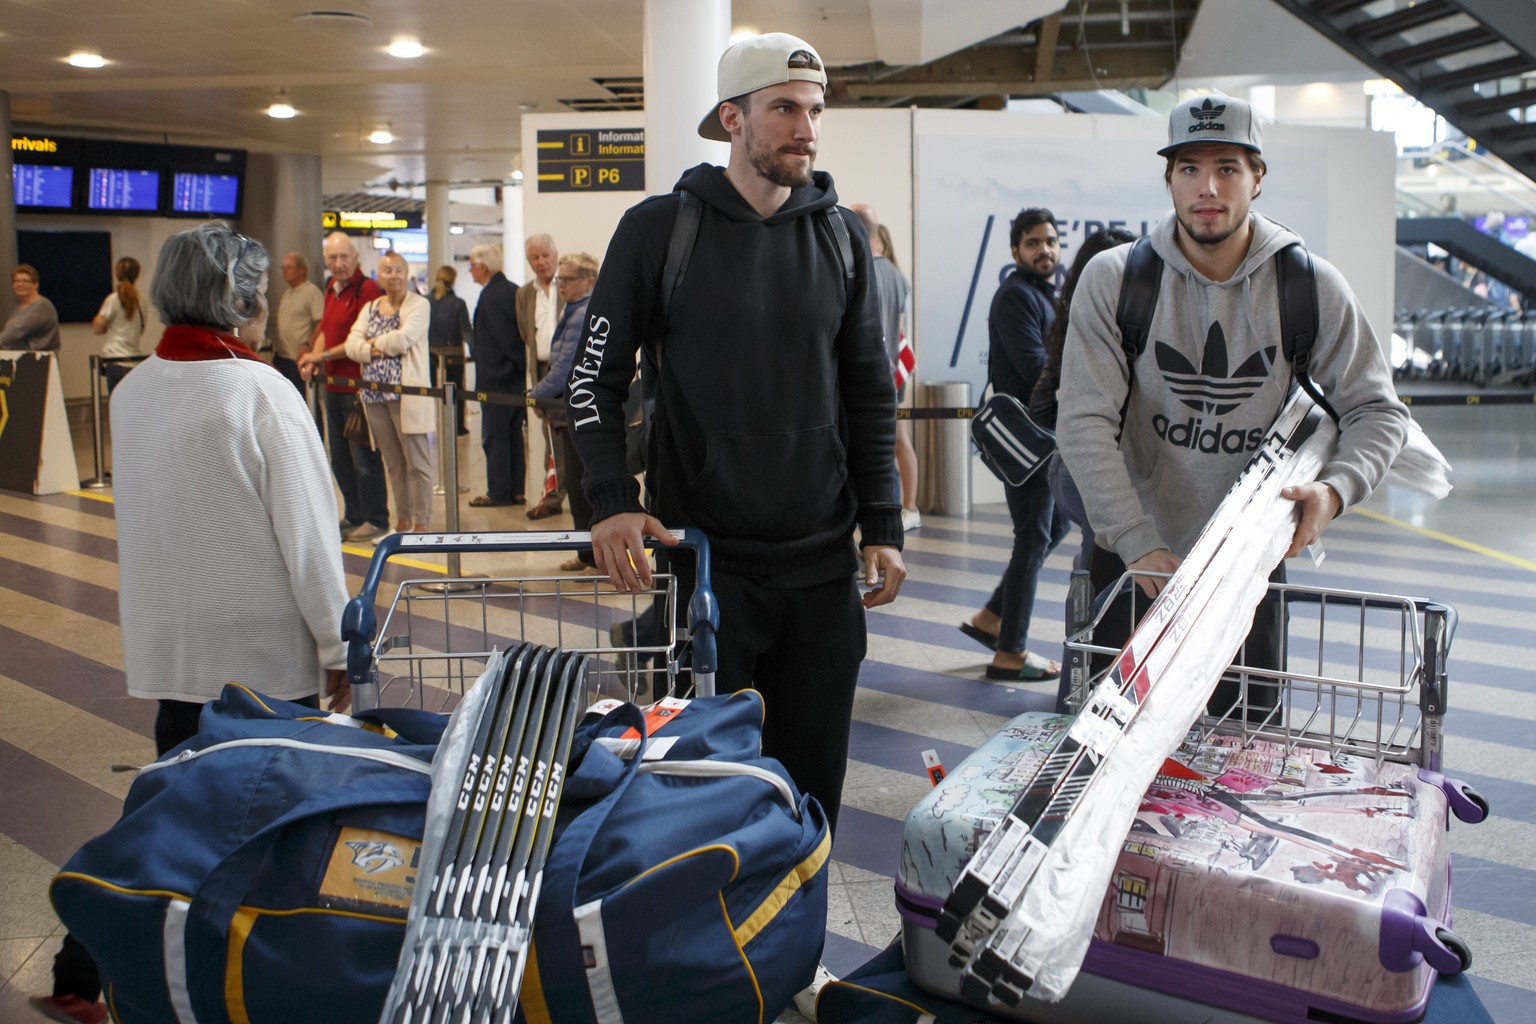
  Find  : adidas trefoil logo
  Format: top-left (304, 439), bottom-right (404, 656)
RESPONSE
top-left (1188, 97), bottom-right (1227, 135)
top-left (1191, 98), bottom-right (1226, 121)
top-left (1151, 323), bottom-right (1274, 454)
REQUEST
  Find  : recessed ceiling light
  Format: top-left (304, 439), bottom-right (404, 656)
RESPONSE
top-left (268, 91), bottom-right (297, 119)
top-left (369, 128), bottom-right (393, 145)
top-left (449, 225), bottom-right (465, 235)
top-left (511, 169), bottom-right (524, 182)
top-left (67, 52), bottom-right (106, 68)
top-left (387, 38), bottom-right (424, 59)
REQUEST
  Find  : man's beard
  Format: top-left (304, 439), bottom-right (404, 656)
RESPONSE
top-left (1176, 210), bottom-right (1241, 247)
top-left (746, 129), bottom-right (815, 188)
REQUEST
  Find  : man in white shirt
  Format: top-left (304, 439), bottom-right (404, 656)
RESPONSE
top-left (273, 252), bottom-right (324, 396)
top-left (517, 234), bottom-right (568, 518)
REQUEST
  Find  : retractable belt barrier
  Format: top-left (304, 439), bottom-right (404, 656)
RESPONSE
top-left (83, 354), bottom-right (151, 489)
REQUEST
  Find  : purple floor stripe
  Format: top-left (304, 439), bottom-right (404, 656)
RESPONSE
top-left (0, 738), bottom-right (128, 866)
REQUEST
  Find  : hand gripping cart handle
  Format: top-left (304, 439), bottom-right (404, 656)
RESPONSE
top-left (342, 528), bottom-right (719, 711)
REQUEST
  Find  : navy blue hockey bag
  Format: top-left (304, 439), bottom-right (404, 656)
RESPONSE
top-left (517, 690), bottom-right (831, 1024)
top-left (50, 684), bottom-right (446, 1024)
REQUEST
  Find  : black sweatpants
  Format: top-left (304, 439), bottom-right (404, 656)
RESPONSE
top-left (706, 571), bottom-right (867, 838)
top-left (1082, 545), bottom-right (1286, 721)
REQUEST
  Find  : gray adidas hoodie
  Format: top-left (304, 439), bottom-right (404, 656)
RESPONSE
top-left (1057, 211), bottom-right (1409, 564)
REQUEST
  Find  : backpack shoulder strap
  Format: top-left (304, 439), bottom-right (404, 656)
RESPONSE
top-left (1112, 236), bottom-right (1163, 438)
top-left (1115, 236), bottom-right (1163, 374)
top-left (1274, 242), bottom-right (1340, 423)
top-left (658, 189), bottom-right (703, 347)
top-left (823, 207), bottom-right (856, 290)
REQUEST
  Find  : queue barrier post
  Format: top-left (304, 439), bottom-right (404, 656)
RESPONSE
top-left (916, 381), bottom-right (972, 517)
top-left (83, 355), bottom-right (110, 489)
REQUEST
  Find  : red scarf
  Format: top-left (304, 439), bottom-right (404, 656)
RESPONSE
top-left (154, 325), bottom-right (264, 363)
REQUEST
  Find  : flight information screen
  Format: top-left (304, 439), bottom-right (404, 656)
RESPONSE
top-left (171, 172), bottom-right (240, 215)
top-left (13, 164), bottom-right (75, 208)
top-left (87, 168), bottom-right (160, 211)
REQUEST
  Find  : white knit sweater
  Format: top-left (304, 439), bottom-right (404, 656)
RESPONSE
top-left (110, 353), bottom-right (349, 704)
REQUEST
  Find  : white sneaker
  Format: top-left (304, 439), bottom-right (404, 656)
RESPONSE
top-left (901, 508), bottom-right (922, 532)
top-left (791, 962), bottom-right (837, 1022)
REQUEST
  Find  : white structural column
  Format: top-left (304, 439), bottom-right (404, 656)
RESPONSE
top-left (643, 0), bottom-right (731, 197)
top-left (425, 181), bottom-right (450, 281)
top-left (502, 183), bottom-right (525, 285)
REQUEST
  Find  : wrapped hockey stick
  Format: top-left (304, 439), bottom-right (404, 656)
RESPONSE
top-left (979, 403), bottom-right (1338, 1003)
top-left (380, 645), bottom-right (530, 1024)
top-left (939, 393), bottom-right (1328, 959)
top-left (469, 651), bottom-right (588, 1024)
top-left (940, 393), bottom-right (1327, 951)
top-left (415, 647), bottom-right (560, 1023)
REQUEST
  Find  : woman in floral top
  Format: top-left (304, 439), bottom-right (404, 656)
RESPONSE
top-left (343, 251), bottom-right (434, 538)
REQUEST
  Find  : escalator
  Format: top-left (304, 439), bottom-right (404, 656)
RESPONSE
top-left (1395, 215), bottom-right (1536, 301)
top-left (1271, 0), bottom-right (1536, 184)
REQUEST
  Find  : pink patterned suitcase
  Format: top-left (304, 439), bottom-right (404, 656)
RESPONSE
top-left (898, 711), bottom-right (1488, 1023)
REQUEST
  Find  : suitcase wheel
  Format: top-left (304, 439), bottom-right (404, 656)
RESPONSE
top-left (1420, 770), bottom-right (1490, 825)
top-left (1435, 927), bottom-right (1473, 974)
top-left (1447, 781), bottom-right (1490, 824)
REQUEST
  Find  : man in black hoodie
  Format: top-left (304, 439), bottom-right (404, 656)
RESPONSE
top-left (567, 32), bottom-right (906, 836)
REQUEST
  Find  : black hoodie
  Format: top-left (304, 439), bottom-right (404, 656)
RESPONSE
top-left (567, 163), bottom-right (901, 580)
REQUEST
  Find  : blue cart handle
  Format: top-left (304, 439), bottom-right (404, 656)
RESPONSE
top-left (342, 528), bottom-right (717, 691)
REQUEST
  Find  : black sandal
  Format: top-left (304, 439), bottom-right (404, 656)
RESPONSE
top-left (959, 622), bottom-right (1000, 651)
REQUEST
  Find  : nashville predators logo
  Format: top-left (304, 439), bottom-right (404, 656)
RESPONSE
top-left (345, 839), bottom-right (405, 874)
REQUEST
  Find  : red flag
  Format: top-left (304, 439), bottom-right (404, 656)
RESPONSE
top-left (542, 450), bottom-right (558, 498)
top-left (893, 331), bottom-right (915, 391)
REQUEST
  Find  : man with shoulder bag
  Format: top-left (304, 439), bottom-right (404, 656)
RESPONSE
top-left (961, 207), bottom-right (1068, 681)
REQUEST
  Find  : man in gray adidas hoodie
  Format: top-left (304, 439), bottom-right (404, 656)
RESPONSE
top-left (1057, 95), bottom-right (1408, 651)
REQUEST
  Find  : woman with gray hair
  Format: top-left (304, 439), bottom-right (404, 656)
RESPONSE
top-left (35, 222), bottom-right (352, 1024)
top-left (110, 221), bottom-right (350, 738)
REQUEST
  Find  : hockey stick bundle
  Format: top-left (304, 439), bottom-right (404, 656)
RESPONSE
top-left (938, 390), bottom-right (1338, 1004)
top-left (380, 641), bottom-right (589, 1024)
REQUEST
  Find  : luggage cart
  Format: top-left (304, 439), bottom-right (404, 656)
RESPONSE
top-left (1062, 569), bottom-right (1482, 793)
top-left (342, 528), bottom-right (719, 712)
top-left (887, 572), bottom-right (1490, 1024)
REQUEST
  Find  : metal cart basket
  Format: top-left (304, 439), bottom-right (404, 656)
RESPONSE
top-left (1063, 568), bottom-right (1473, 786)
top-left (342, 528), bottom-right (718, 713)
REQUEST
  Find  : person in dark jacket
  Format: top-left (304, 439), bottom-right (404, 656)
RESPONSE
top-left (960, 207), bottom-right (1068, 681)
top-left (567, 32), bottom-right (906, 839)
top-left (428, 265), bottom-right (472, 435)
top-left (1031, 226), bottom-right (1138, 571)
top-left (467, 244), bottom-right (527, 506)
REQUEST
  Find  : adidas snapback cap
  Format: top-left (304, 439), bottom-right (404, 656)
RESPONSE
top-left (697, 32), bottom-right (828, 142)
top-left (1158, 94), bottom-right (1263, 157)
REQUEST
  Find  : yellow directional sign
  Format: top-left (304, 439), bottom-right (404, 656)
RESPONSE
top-left (536, 128), bottom-right (645, 192)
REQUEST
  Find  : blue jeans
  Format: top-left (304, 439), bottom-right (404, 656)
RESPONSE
top-left (480, 399), bottom-right (526, 502)
top-left (323, 389), bottom-right (388, 528)
top-left (1047, 453), bottom-right (1095, 570)
top-left (984, 468), bottom-right (1066, 654)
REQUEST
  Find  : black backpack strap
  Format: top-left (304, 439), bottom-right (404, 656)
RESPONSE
top-left (658, 189), bottom-right (703, 346)
top-left (1113, 236), bottom-right (1163, 438)
top-left (824, 207), bottom-right (856, 291)
top-left (1115, 237), bottom-right (1163, 372)
top-left (1275, 242), bottom-right (1340, 424)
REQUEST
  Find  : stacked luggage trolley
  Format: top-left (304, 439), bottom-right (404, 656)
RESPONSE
top-left (898, 569), bottom-right (1489, 1024)
top-left (342, 529), bottom-right (718, 712)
